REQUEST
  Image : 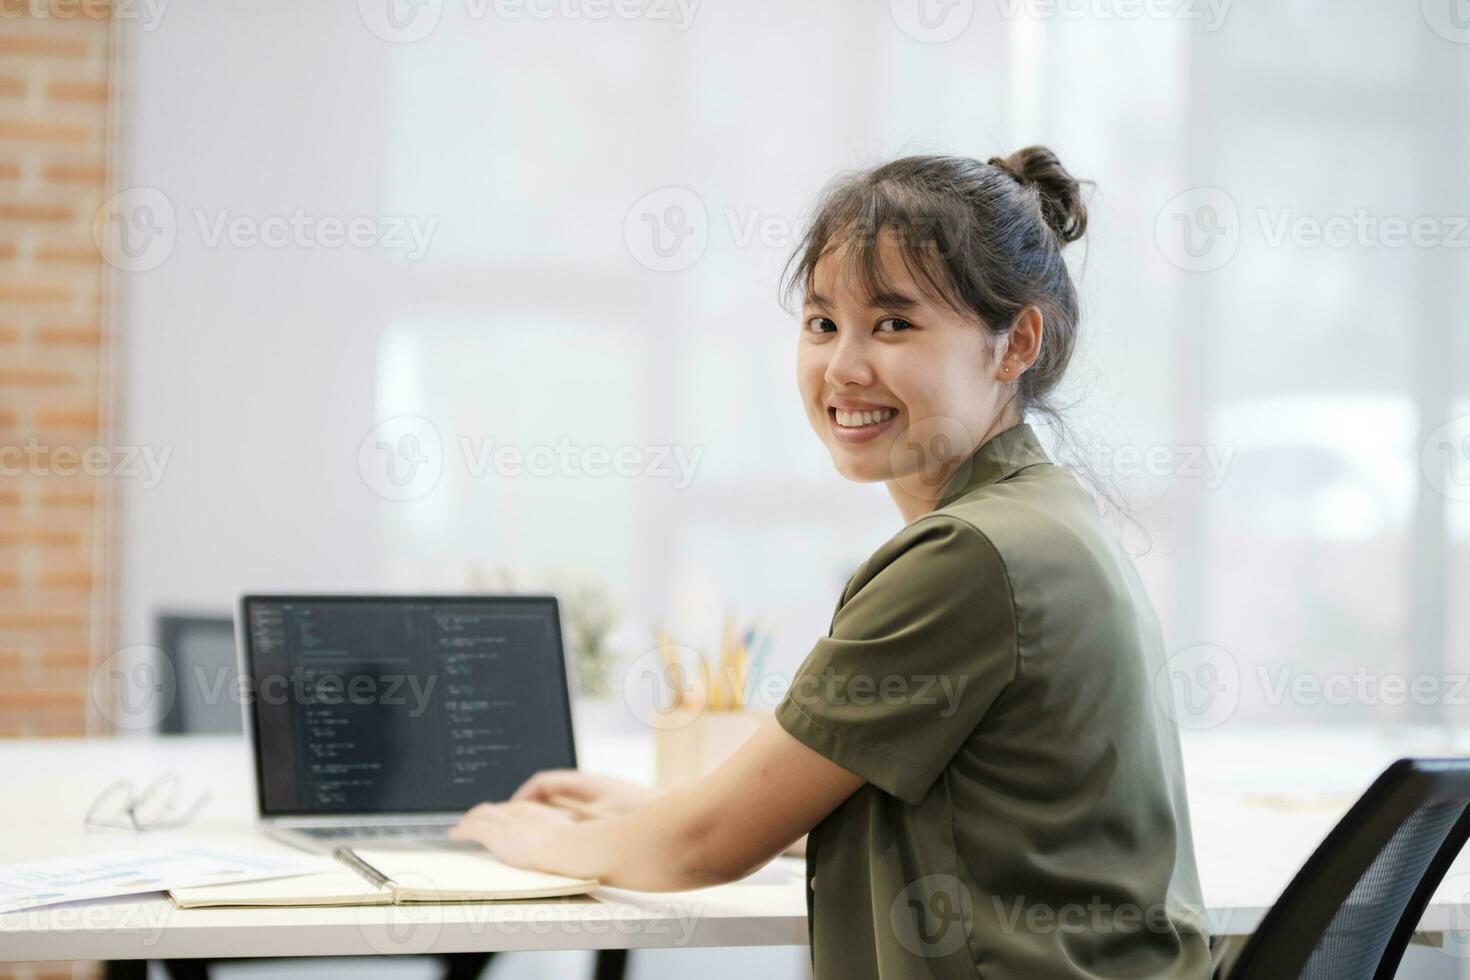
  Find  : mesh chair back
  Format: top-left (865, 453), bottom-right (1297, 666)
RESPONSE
top-left (1227, 758), bottom-right (1470, 980)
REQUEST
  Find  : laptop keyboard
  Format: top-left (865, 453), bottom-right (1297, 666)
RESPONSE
top-left (297, 823), bottom-right (452, 839)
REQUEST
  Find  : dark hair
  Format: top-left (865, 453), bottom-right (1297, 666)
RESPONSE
top-left (780, 145), bottom-right (1092, 427)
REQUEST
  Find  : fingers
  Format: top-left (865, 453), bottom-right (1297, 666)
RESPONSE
top-left (451, 805), bottom-right (512, 850)
top-left (464, 801), bottom-right (506, 821)
top-left (546, 793), bottom-right (608, 820)
top-left (510, 769), bottom-right (588, 803)
top-left (514, 799), bottom-right (576, 822)
top-left (448, 819), bottom-right (495, 848)
top-left (461, 802), bottom-right (512, 824)
top-left (459, 799), bottom-right (568, 824)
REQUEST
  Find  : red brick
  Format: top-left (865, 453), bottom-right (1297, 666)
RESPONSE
top-left (45, 79), bottom-right (106, 104)
top-left (0, 689), bottom-right (86, 708)
top-left (0, 367), bottom-right (76, 386)
top-left (0, 35), bottom-right (90, 58)
top-left (39, 484), bottom-right (97, 508)
top-left (40, 161), bottom-right (104, 184)
top-left (0, 117), bottom-right (92, 143)
top-left (0, 525), bottom-right (81, 548)
top-left (36, 322), bottom-right (100, 346)
top-left (38, 0), bottom-right (113, 19)
top-left (35, 242), bottom-right (98, 263)
top-left (0, 281), bottom-right (71, 303)
top-left (0, 200), bottom-right (72, 222)
top-left (39, 565), bottom-right (91, 589)
top-left (34, 405), bottom-right (98, 428)
top-left (0, 622), bottom-right (89, 659)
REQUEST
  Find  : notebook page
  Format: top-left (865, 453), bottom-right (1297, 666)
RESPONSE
top-left (169, 869), bottom-right (392, 908)
top-left (351, 848), bottom-right (596, 899)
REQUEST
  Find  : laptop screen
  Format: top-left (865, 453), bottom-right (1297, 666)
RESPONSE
top-left (240, 595), bottom-right (577, 817)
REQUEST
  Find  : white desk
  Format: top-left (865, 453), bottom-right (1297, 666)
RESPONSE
top-left (1183, 725), bottom-right (1470, 941)
top-left (3, 726), bottom-right (1470, 963)
top-left (0, 731), bottom-right (807, 964)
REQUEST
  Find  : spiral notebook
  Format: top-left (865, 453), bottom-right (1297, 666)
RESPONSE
top-left (168, 847), bottom-right (598, 908)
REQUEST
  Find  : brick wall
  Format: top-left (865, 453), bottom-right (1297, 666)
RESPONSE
top-left (0, 0), bottom-right (115, 748)
top-left (0, 7), bottom-right (114, 975)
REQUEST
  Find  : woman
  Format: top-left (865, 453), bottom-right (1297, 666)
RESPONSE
top-left (451, 146), bottom-right (1213, 979)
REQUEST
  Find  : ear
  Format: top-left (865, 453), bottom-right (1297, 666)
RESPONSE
top-left (996, 306), bottom-right (1044, 381)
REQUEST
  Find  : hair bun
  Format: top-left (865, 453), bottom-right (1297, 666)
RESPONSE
top-left (987, 145), bottom-right (1089, 245)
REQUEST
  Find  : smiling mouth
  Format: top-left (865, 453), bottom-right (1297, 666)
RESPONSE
top-left (826, 406), bottom-right (900, 446)
top-left (829, 407), bottom-right (898, 429)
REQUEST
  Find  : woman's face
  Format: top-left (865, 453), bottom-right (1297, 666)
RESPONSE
top-left (796, 231), bottom-right (1016, 502)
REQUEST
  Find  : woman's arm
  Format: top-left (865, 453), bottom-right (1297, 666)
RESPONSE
top-left (449, 715), bottom-right (863, 890)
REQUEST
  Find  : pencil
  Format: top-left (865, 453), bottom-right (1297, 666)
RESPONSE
top-left (732, 644), bottom-right (748, 709)
top-left (655, 626), bottom-right (681, 708)
top-left (745, 632), bottom-right (772, 707)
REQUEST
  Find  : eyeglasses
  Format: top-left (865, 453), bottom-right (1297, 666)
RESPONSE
top-left (84, 774), bottom-right (211, 832)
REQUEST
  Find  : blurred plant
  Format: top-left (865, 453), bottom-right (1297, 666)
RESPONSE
top-left (466, 563), bottom-right (621, 699)
top-left (556, 578), bottom-right (620, 699)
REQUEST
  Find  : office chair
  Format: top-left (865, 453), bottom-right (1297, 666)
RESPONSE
top-left (1224, 757), bottom-right (1470, 980)
top-left (154, 614), bottom-right (243, 735)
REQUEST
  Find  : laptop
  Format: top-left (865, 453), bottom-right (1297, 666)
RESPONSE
top-left (237, 594), bottom-right (578, 853)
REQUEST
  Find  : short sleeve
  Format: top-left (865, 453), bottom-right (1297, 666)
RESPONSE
top-left (775, 515), bottom-right (1018, 805)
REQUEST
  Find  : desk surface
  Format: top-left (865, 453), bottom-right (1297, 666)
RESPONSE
top-left (0, 728), bottom-right (809, 963)
top-left (4, 723), bottom-right (1470, 962)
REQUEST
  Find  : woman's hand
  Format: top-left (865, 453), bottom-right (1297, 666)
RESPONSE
top-left (449, 770), bottom-right (656, 875)
top-left (449, 799), bottom-right (577, 870)
top-left (449, 719), bottom-right (858, 890)
top-left (509, 769), bottom-right (657, 820)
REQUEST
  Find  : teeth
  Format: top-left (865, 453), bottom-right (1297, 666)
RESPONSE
top-left (834, 408), bottom-right (896, 427)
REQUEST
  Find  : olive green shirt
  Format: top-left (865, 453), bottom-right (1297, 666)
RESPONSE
top-left (775, 423), bottom-right (1211, 980)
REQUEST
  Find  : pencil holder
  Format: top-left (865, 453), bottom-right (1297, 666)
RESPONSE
top-left (654, 707), bottom-right (769, 790)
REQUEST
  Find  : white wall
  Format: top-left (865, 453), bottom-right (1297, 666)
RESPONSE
top-left (115, 0), bottom-right (1469, 749)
